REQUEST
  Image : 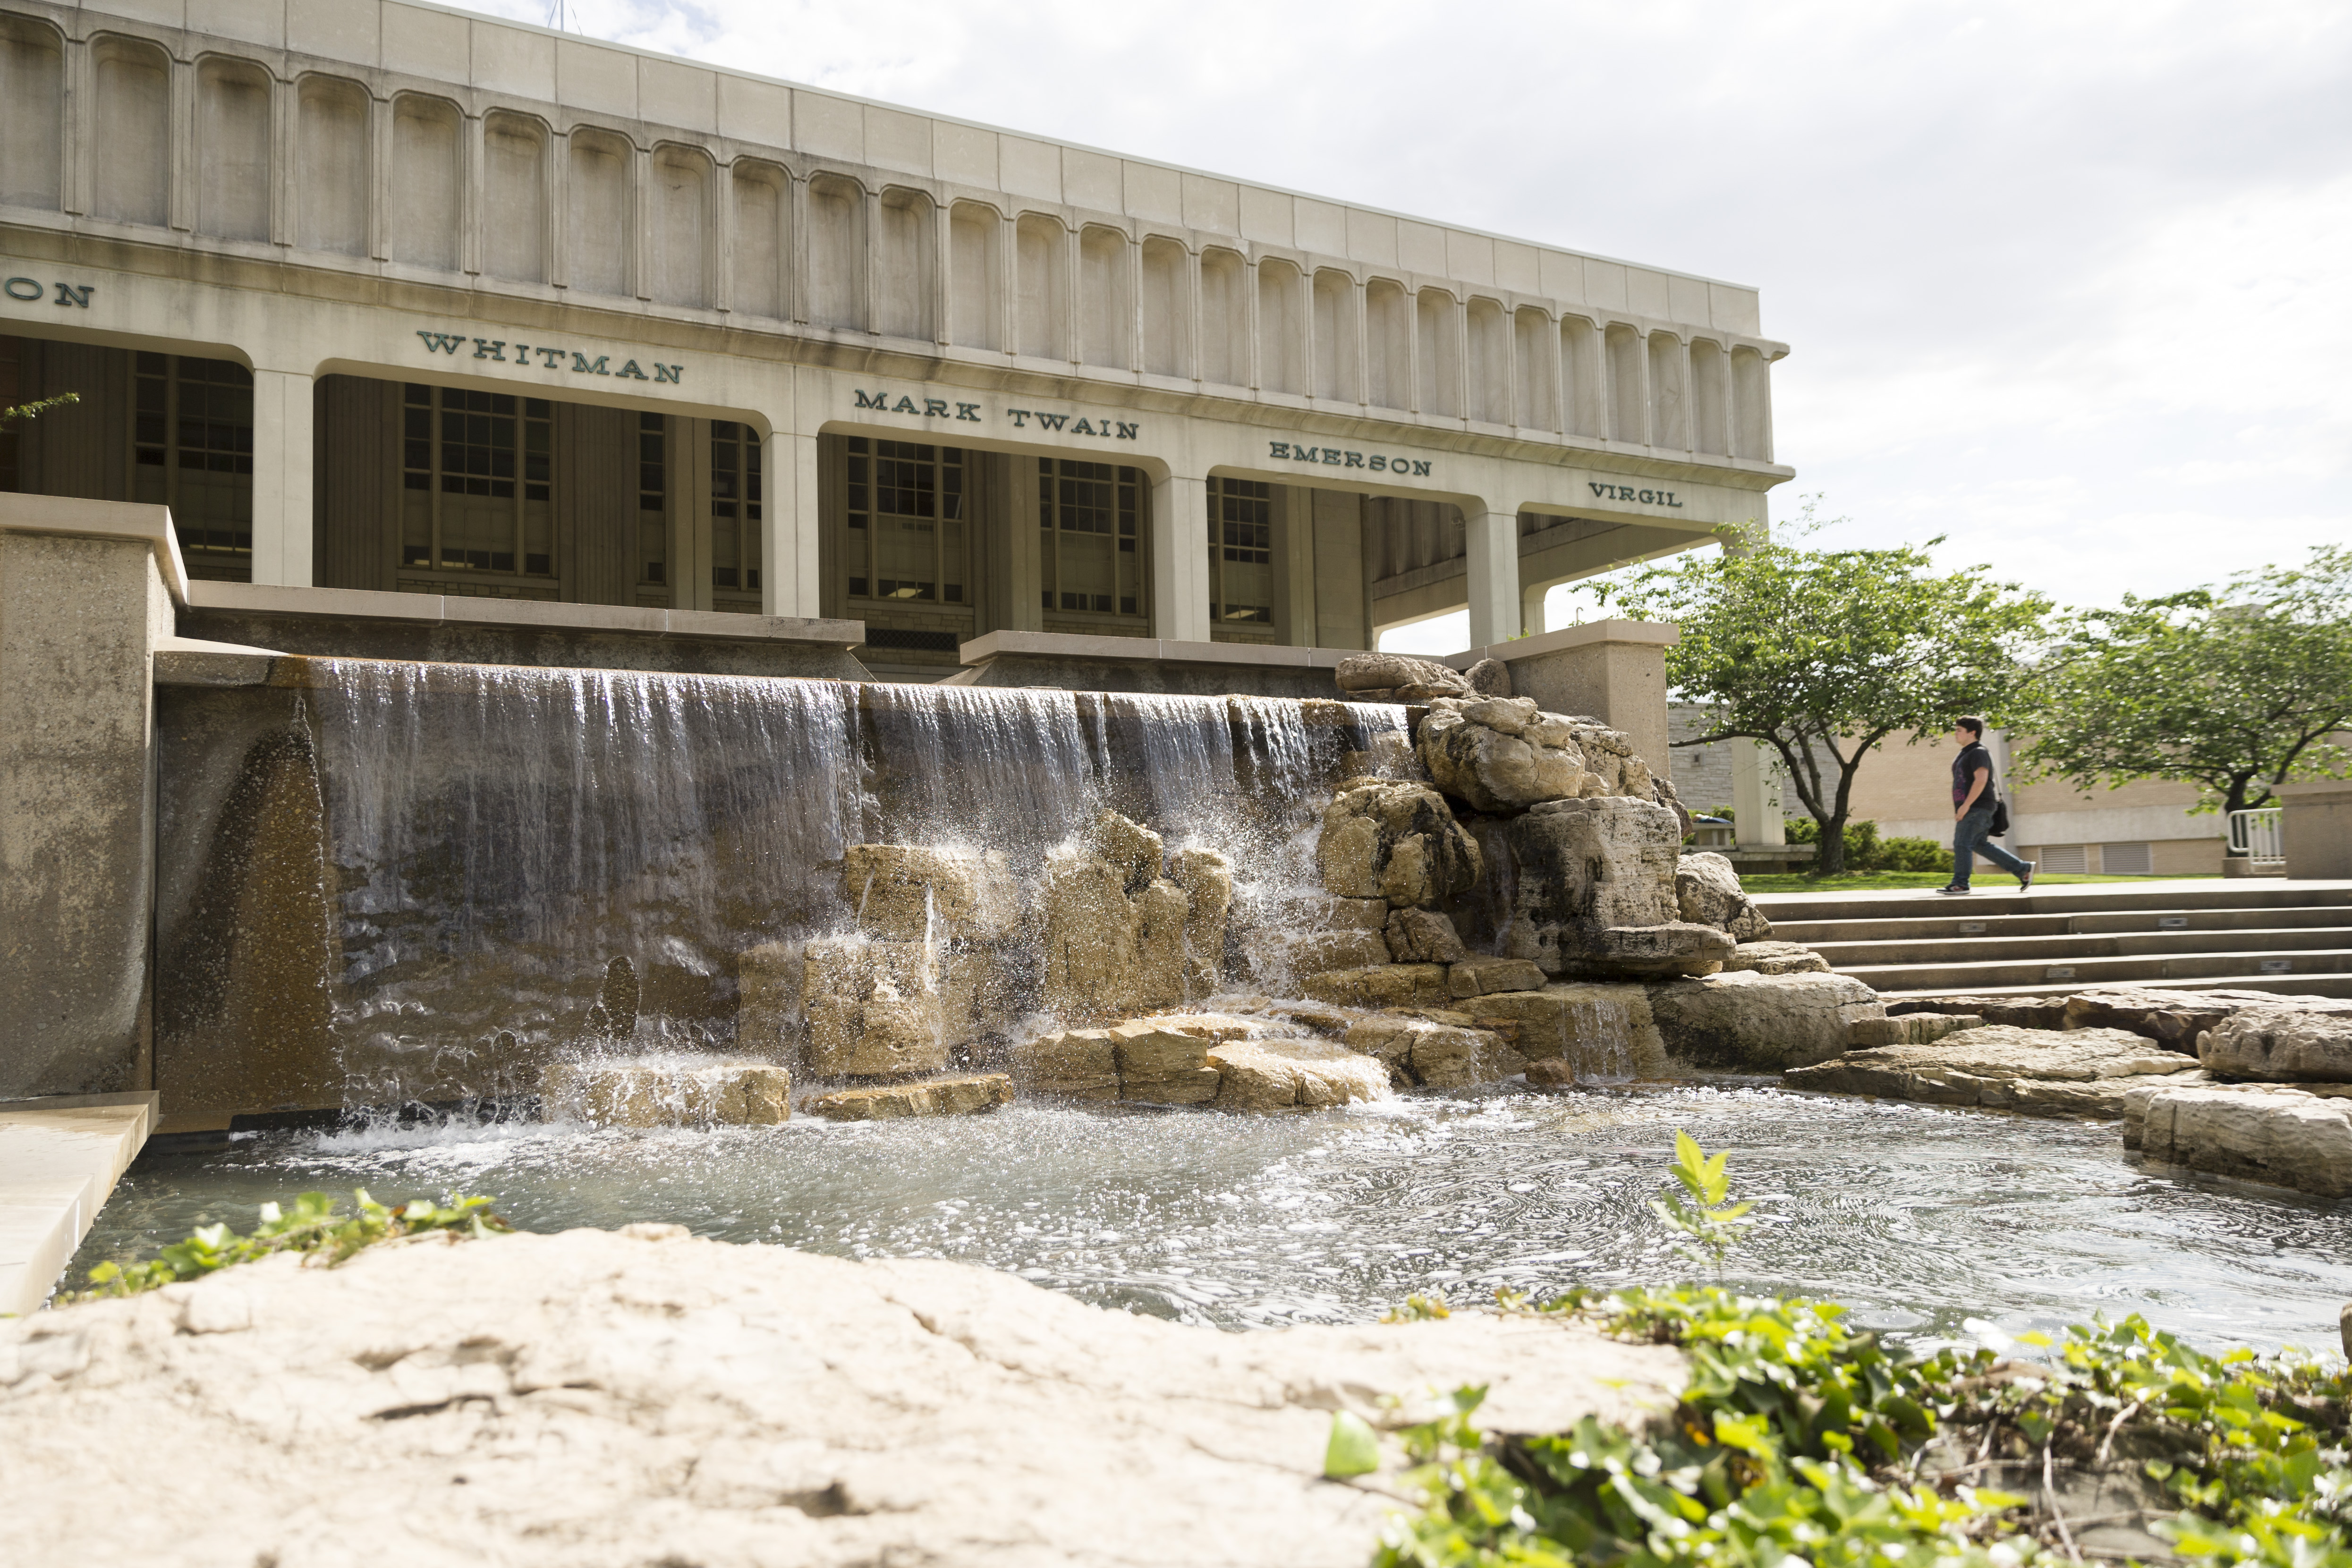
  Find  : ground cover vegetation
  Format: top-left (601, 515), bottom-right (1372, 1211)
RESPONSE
top-left (1601, 503), bottom-right (2052, 876)
top-left (2016, 545), bottom-right (2352, 825)
top-left (61, 1188), bottom-right (508, 1300)
top-left (1368, 1136), bottom-right (2352, 1568)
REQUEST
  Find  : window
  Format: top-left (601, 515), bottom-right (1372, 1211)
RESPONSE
top-left (846, 437), bottom-right (965, 603)
top-left (1038, 458), bottom-right (1142, 617)
top-left (637, 412), bottom-right (666, 586)
top-left (1208, 476), bottom-right (1273, 623)
top-left (399, 383), bottom-right (552, 576)
top-left (134, 353), bottom-right (252, 573)
top-left (710, 421), bottom-right (762, 595)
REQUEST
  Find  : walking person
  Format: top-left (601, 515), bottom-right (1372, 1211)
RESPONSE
top-left (1941, 717), bottom-right (2034, 895)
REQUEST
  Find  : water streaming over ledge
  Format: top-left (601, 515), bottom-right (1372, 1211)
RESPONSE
top-left (277, 661), bottom-right (1404, 1108)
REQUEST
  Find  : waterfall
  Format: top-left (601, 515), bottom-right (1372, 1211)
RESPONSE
top-left (249, 663), bottom-right (1403, 1109)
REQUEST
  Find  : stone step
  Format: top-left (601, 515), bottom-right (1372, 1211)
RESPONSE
top-left (1771, 904), bottom-right (2352, 945)
top-left (1841, 946), bottom-right (2352, 994)
top-left (1876, 974), bottom-right (2352, 1002)
top-left (1750, 880), bottom-right (2352, 926)
top-left (1808, 925), bottom-right (2352, 967)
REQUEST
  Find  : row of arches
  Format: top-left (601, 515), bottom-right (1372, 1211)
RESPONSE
top-left (0, 17), bottom-right (1773, 459)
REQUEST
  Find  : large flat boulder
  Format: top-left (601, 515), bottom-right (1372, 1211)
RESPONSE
top-left (1301, 963), bottom-right (1452, 1009)
top-left (2126, 1082), bottom-right (2352, 1197)
top-left (1649, 971), bottom-right (1884, 1072)
top-left (2199, 1004), bottom-right (2352, 1082)
top-left (0, 1229), bottom-right (1684, 1568)
top-left (1007, 1026), bottom-right (1120, 1101)
top-left (541, 1057), bottom-right (791, 1127)
top-left (1786, 1025), bottom-right (2202, 1117)
top-left (807, 1073), bottom-right (1012, 1121)
top-left (1342, 1015), bottom-right (1526, 1089)
top-left (1206, 1039), bottom-right (1392, 1110)
top-left (1333, 650), bottom-right (1472, 703)
top-left (2066, 987), bottom-right (2347, 1052)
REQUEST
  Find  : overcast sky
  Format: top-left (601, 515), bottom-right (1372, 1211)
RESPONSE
top-left (488, 0), bottom-right (2349, 649)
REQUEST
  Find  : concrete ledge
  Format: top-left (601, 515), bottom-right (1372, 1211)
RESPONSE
top-left (0, 495), bottom-right (188, 608)
top-left (1443, 619), bottom-right (1680, 667)
top-left (957, 630), bottom-right (1354, 670)
top-left (187, 583), bottom-right (865, 649)
top-left (952, 630), bottom-right (1360, 698)
top-left (0, 1092), bottom-right (157, 1316)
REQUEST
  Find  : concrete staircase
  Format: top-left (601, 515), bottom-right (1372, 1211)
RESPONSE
top-left (1751, 881), bottom-right (2352, 1001)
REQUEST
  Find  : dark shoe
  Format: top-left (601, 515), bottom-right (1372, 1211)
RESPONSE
top-left (2018, 864), bottom-right (2036, 892)
top-left (1936, 885), bottom-right (1972, 895)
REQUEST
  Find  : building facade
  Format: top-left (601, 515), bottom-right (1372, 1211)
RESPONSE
top-left (0, 0), bottom-right (1792, 680)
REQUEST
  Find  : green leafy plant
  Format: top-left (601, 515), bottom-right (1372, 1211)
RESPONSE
top-left (1783, 817), bottom-right (1954, 874)
top-left (1373, 1285), bottom-right (2352, 1568)
top-left (1651, 1131), bottom-right (1754, 1278)
top-left (66, 1189), bottom-right (510, 1300)
top-left (1384, 1293), bottom-right (1454, 1323)
top-left (0, 391), bottom-right (80, 427)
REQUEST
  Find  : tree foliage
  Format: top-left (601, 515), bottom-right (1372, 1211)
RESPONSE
top-left (1604, 507), bottom-right (2052, 874)
top-left (2016, 546), bottom-right (2352, 826)
top-left (0, 390), bottom-right (79, 427)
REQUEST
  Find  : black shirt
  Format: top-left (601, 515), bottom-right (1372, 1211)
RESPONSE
top-left (1952, 742), bottom-right (1994, 809)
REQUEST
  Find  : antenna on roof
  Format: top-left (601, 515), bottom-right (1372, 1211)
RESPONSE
top-left (545, 0), bottom-right (573, 31)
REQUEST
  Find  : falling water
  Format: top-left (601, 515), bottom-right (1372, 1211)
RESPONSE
top-left (225, 661), bottom-right (1410, 1110)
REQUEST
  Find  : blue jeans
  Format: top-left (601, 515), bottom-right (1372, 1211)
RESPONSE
top-left (1952, 804), bottom-right (2029, 888)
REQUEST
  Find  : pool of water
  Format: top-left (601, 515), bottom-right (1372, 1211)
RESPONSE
top-left (73, 1082), bottom-right (2352, 1355)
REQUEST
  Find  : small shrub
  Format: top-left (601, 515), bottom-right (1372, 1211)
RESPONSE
top-left (1785, 817), bottom-right (1954, 874)
top-left (66, 1189), bottom-right (510, 1301)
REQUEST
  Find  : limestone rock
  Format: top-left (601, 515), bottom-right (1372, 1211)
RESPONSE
top-left (1288, 930), bottom-right (1396, 977)
top-left (1464, 657), bottom-right (1512, 697)
top-left (1722, 941), bottom-right (1828, 976)
top-left (1146, 1012), bottom-right (1267, 1044)
top-left (1110, 1020), bottom-right (1223, 1105)
top-left (807, 1073), bottom-right (1013, 1121)
top-left (1652, 775), bottom-right (1695, 841)
top-left (1674, 852), bottom-right (1772, 942)
top-left (1465, 984), bottom-right (1665, 1078)
top-left (1501, 797), bottom-right (1731, 978)
top-left (1041, 811), bottom-right (1192, 1019)
top-left (1008, 1027), bottom-right (1120, 1101)
top-left (842, 845), bottom-right (1018, 942)
top-left (1418, 696), bottom-right (1591, 814)
top-left (2128, 1082), bottom-right (2352, 1197)
top-left (1446, 956), bottom-right (1549, 999)
top-left (735, 941), bottom-right (802, 1056)
top-left (1334, 651), bottom-right (1471, 703)
top-left (1342, 1015), bottom-right (1525, 1089)
top-left (2201, 1005), bottom-right (2352, 1082)
top-left (2063, 988), bottom-right (2347, 1051)
top-left (0, 1227), bottom-right (1686, 1568)
top-left (540, 1057), bottom-right (790, 1127)
top-left (1888, 995), bottom-right (2071, 1030)
top-left (1787, 1025), bottom-right (2202, 1117)
top-left (1385, 907), bottom-right (1467, 965)
top-left (1316, 778), bottom-right (1481, 909)
top-left (1207, 1038), bottom-right (1392, 1110)
top-left (1648, 970), bottom-right (1884, 1072)
top-left (1302, 964), bottom-right (1452, 1010)
top-left (802, 938), bottom-right (950, 1078)
top-left (1524, 1057), bottom-right (1578, 1088)
top-left (1169, 848), bottom-right (1234, 998)
top-left (1316, 896), bottom-right (1395, 932)
top-left (1850, 1013), bottom-right (1985, 1047)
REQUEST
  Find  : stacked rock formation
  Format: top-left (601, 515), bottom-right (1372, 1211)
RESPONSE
top-left (1042, 811), bottom-right (1232, 1020)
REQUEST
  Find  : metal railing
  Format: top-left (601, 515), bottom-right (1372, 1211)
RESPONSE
top-left (2228, 806), bottom-right (2285, 867)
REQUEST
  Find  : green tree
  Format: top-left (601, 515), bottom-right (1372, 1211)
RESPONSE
top-left (0, 390), bottom-right (78, 426)
top-left (2017, 545), bottom-right (2352, 838)
top-left (1605, 506), bottom-right (2052, 876)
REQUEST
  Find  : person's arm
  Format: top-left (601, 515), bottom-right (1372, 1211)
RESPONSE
top-left (1956, 764), bottom-right (1989, 819)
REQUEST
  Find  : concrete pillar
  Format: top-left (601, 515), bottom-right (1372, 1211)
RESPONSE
top-left (247, 368), bottom-right (314, 587)
top-left (0, 495), bottom-right (184, 1097)
top-left (1519, 577), bottom-right (1549, 640)
top-left (1462, 505), bottom-right (1520, 648)
top-left (1150, 474), bottom-right (1210, 642)
top-left (764, 428), bottom-right (824, 619)
top-left (1731, 740), bottom-right (1786, 846)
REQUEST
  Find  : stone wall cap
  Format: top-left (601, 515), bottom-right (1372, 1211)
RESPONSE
top-left (1443, 619), bottom-right (1679, 670)
top-left (187, 582), bottom-right (866, 648)
top-left (959, 629), bottom-right (1351, 670)
top-left (0, 494), bottom-right (188, 608)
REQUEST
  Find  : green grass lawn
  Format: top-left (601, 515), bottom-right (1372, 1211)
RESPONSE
top-left (1738, 870), bottom-right (2223, 893)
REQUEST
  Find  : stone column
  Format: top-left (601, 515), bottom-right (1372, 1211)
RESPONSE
top-left (1462, 505), bottom-right (1520, 648)
top-left (1731, 741), bottom-right (1786, 846)
top-left (764, 426), bottom-right (824, 619)
top-left (1519, 576), bottom-right (1549, 640)
top-left (1150, 474), bottom-right (1211, 643)
top-left (247, 368), bottom-right (314, 587)
top-left (0, 495), bottom-right (184, 1097)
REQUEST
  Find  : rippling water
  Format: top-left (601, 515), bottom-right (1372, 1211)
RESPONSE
top-left (72, 1084), bottom-right (2352, 1354)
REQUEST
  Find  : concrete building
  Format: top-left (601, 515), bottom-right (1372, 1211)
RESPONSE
top-left (0, 0), bottom-right (1792, 686)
